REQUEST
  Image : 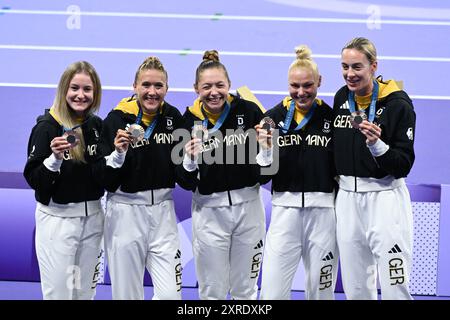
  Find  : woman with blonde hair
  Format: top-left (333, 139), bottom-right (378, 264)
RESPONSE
top-left (256, 45), bottom-right (338, 300)
top-left (24, 61), bottom-right (104, 299)
top-left (333, 37), bottom-right (415, 300)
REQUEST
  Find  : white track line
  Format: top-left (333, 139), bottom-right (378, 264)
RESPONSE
top-left (1, 82), bottom-right (449, 101)
top-left (268, 0), bottom-right (450, 21)
top-left (1, 44), bottom-right (449, 63)
top-left (1, 9), bottom-right (450, 26)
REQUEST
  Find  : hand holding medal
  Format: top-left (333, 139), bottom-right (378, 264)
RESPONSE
top-left (260, 117), bottom-right (276, 134)
top-left (115, 127), bottom-right (132, 153)
top-left (347, 80), bottom-right (380, 145)
top-left (358, 121), bottom-right (382, 146)
top-left (191, 124), bottom-right (208, 142)
top-left (184, 125), bottom-right (205, 161)
top-left (52, 123), bottom-right (84, 159)
top-left (50, 136), bottom-right (72, 160)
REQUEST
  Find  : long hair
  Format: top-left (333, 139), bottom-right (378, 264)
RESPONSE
top-left (52, 61), bottom-right (101, 163)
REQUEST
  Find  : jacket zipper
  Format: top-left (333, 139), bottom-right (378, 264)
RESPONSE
top-left (223, 134), bottom-right (233, 206)
top-left (227, 190), bottom-right (232, 206)
top-left (301, 141), bottom-right (305, 208)
top-left (352, 130), bottom-right (357, 192)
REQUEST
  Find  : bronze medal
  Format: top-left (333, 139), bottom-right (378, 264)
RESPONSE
top-left (350, 110), bottom-right (367, 129)
top-left (63, 130), bottom-right (80, 147)
top-left (260, 117), bottom-right (276, 133)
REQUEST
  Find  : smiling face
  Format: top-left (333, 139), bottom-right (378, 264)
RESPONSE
top-left (195, 67), bottom-right (230, 114)
top-left (288, 66), bottom-right (321, 110)
top-left (65, 72), bottom-right (95, 117)
top-left (133, 69), bottom-right (168, 113)
top-left (341, 48), bottom-right (377, 96)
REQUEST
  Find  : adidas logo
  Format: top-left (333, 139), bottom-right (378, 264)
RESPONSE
top-left (174, 250), bottom-right (181, 259)
top-left (96, 249), bottom-right (104, 259)
top-left (322, 252), bottom-right (334, 261)
top-left (254, 240), bottom-right (263, 250)
top-left (339, 101), bottom-right (350, 110)
top-left (388, 244), bottom-right (402, 254)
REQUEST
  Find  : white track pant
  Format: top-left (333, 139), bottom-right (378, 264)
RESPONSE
top-left (35, 209), bottom-right (104, 300)
top-left (192, 196), bottom-right (266, 300)
top-left (104, 199), bottom-right (181, 300)
top-left (260, 206), bottom-right (338, 300)
top-left (336, 185), bottom-right (413, 300)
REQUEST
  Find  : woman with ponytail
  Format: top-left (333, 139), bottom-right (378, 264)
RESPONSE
top-left (333, 37), bottom-right (415, 300)
top-left (256, 45), bottom-right (338, 300)
top-left (24, 61), bottom-right (104, 299)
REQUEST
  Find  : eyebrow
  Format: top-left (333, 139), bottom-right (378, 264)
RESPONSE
top-left (342, 62), bottom-right (365, 67)
top-left (202, 81), bottom-right (225, 85)
top-left (141, 81), bottom-right (164, 85)
top-left (70, 83), bottom-right (92, 87)
top-left (289, 81), bottom-right (314, 85)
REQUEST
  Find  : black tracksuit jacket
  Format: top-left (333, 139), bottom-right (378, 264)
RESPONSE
top-left (24, 110), bottom-right (104, 209)
top-left (96, 99), bottom-right (184, 195)
top-left (333, 85), bottom-right (416, 186)
top-left (261, 99), bottom-right (336, 194)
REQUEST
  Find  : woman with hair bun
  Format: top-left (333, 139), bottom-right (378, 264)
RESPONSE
top-left (177, 50), bottom-right (267, 300)
top-left (256, 45), bottom-right (338, 300)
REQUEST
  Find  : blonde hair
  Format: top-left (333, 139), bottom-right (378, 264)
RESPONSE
top-left (52, 61), bottom-right (101, 163)
top-left (194, 50), bottom-right (230, 87)
top-left (134, 56), bottom-right (168, 86)
top-left (289, 45), bottom-right (320, 81)
top-left (342, 37), bottom-right (377, 64)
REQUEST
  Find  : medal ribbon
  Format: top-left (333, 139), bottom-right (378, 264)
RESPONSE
top-left (135, 102), bottom-right (159, 139)
top-left (53, 113), bottom-right (86, 134)
top-left (282, 99), bottom-right (317, 133)
top-left (200, 101), bottom-right (231, 135)
top-left (348, 79), bottom-right (379, 123)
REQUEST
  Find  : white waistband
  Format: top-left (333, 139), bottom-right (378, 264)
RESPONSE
top-left (338, 175), bottom-right (406, 192)
top-left (272, 191), bottom-right (335, 208)
top-left (37, 199), bottom-right (102, 217)
top-left (193, 185), bottom-right (260, 208)
top-left (107, 188), bottom-right (173, 205)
